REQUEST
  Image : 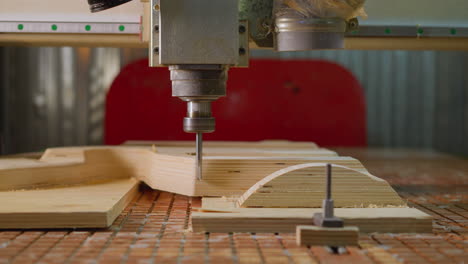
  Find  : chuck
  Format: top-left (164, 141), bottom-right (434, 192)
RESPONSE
top-left (169, 64), bottom-right (228, 134)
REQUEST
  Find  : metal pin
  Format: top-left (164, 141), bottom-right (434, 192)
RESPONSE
top-left (326, 163), bottom-right (332, 200)
top-left (196, 132), bottom-right (203, 180)
top-left (324, 163), bottom-right (333, 218)
top-left (313, 163), bottom-right (343, 227)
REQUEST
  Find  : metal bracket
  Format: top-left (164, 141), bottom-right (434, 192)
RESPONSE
top-left (237, 20), bottom-right (249, 68)
top-left (149, 0), bottom-right (160, 67)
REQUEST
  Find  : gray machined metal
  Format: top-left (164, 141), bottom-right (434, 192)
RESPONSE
top-left (274, 8), bottom-right (348, 51)
top-left (169, 64), bottom-right (228, 134)
top-left (170, 65), bottom-right (227, 100)
top-left (156, 0), bottom-right (239, 66)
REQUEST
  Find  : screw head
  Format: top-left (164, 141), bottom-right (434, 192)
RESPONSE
top-left (239, 47), bottom-right (246, 55)
top-left (239, 25), bottom-right (246, 34)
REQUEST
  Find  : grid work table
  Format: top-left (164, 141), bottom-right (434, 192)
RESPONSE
top-left (0, 148), bottom-right (467, 264)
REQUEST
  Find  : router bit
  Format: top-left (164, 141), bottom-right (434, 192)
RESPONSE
top-left (196, 132), bottom-right (202, 180)
top-left (169, 64), bottom-right (228, 180)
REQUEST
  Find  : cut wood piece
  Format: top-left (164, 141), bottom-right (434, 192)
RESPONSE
top-left (124, 140), bottom-right (319, 149)
top-left (237, 163), bottom-right (406, 208)
top-left (0, 178), bottom-right (139, 229)
top-left (296, 226), bottom-right (359, 247)
top-left (195, 156), bottom-right (367, 196)
top-left (147, 147), bottom-right (336, 157)
top-left (0, 148), bottom-right (134, 191)
top-left (41, 147), bottom-right (197, 196)
top-left (191, 207), bottom-right (433, 233)
top-left (0, 142), bottom-right (340, 196)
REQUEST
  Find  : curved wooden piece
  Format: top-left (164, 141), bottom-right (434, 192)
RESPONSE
top-left (0, 142), bottom-right (336, 196)
top-left (237, 163), bottom-right (406, 208)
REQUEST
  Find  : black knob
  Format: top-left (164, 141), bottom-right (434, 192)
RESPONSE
top-left (87, 0), bottom-right (134, 13)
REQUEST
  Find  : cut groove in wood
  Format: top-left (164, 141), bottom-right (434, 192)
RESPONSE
top-left (237, 163), bottom-right (407, 208)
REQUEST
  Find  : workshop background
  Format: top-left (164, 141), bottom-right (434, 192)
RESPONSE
top-left (1, 47), bottom-right (467, 156)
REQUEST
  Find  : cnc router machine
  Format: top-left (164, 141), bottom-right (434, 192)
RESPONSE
top-left (0, 0), bottom-right (468, 263)
top-left (2, 0), bottom-right (468, 180)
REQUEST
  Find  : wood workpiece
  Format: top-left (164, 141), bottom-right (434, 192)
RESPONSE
top-left (0, 147), bottom-right (462, 263)
top-left (191, 206), bottom-right (433, 233)
top-left (0, 141), bottom-right (339, 196)
top-left (0, 141), bottom-right (429, 232)
top-left (237, 163), bottom-right (406, 208)
top-left (0, 178), bottom-right (139, 229)
top-left (296, 226), bottom-right (359, 247)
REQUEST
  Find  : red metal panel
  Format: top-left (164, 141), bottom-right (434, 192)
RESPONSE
top-left (105, 59), bottom-right (366, 146)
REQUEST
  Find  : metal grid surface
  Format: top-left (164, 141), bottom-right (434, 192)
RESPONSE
top-left (0, 149), bottom-right (467, 264)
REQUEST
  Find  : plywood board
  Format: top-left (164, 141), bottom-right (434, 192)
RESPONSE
top-left (191, 207), bottom-right (433, 233)
top-left (124, 140), bottom-right (319, 149)
top-left (296, 226), bottom-right (359, 246)
top-left (0, 178), bottom-right (139, 229)
top-left (237, 163), bottom-right (406, 208)
top-left (0, 142), bottom-right (339, 196)
top-left (0, 148), bottom-right (133, 191)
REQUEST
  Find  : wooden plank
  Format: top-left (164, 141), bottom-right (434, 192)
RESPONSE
top-left (296, 226), bottom-right (359, 247)
top-left (0, 142), bottom-right (340, 196)
top-left (191, 207), bottom-right (433, 233)
top-left (195, 156), bottom-right (366, 196)
top-left (124, 140), bottom-right (319, 149)
top-left (0, 178), bottom-right (139, 229)
top-left (344, 37), bottom-right (468, 51)
top-left (0, 148), bottom-right (133, 191)
top-left (0, 141), bottom-right (402, 202)
top-left (4, 34), bottom-right (468, 51)
top-left (237, 163), bottom-right (406, 208)
top-left (0, 33), bottom-right (145, 48)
